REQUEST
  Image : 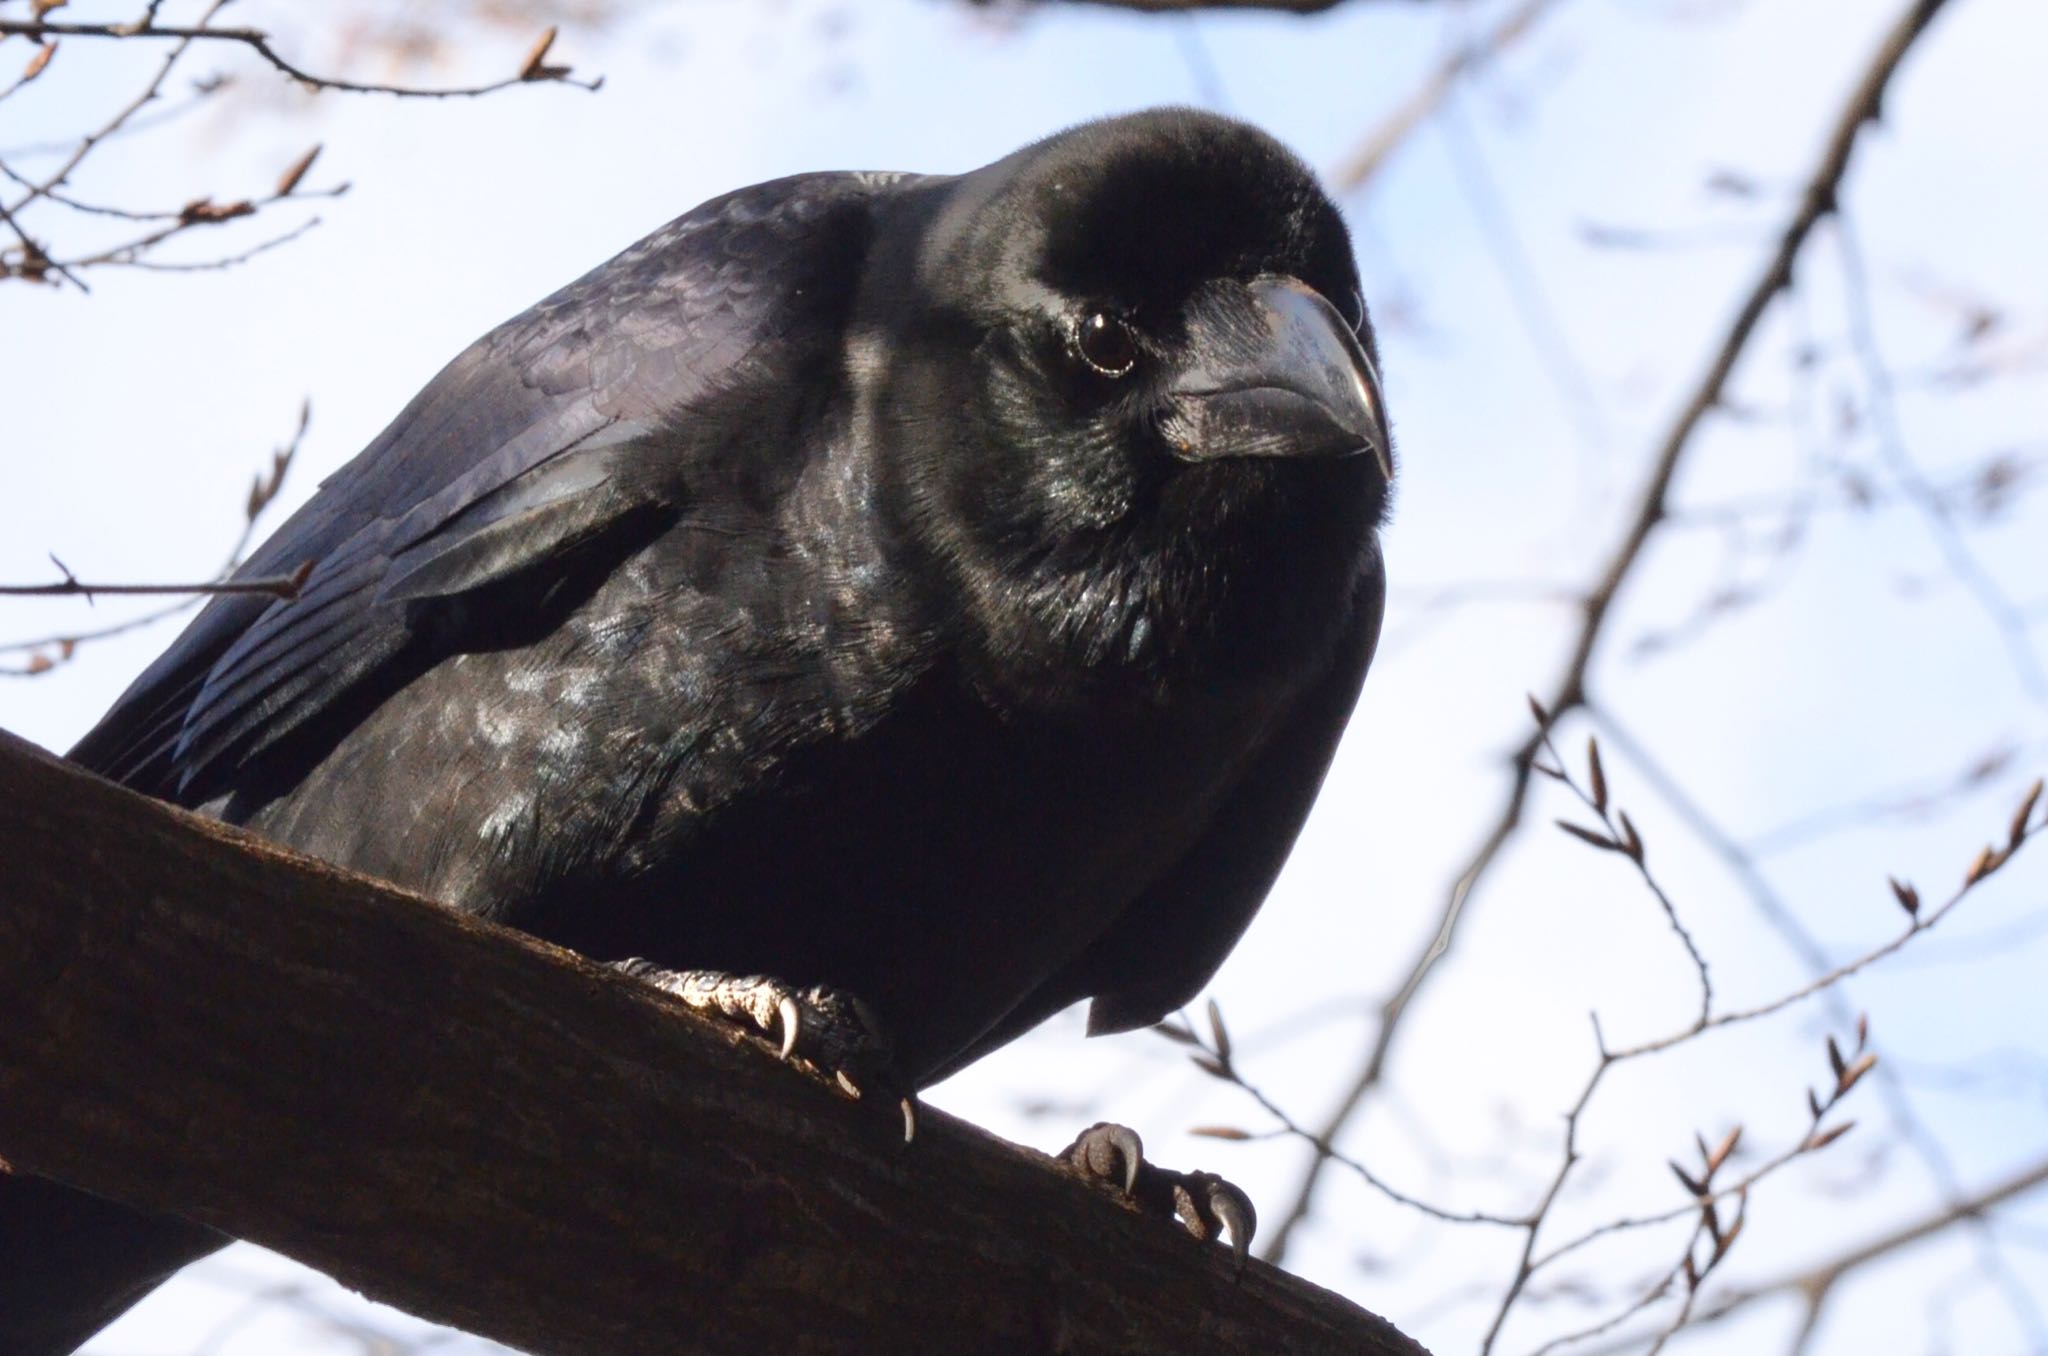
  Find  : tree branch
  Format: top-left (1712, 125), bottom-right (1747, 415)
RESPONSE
top-left (1569, 1154), bottom-right (2048, 1356)
top-left (0, 398), bottom-right (306, 677)
top-left (0, 16), bottom-right (598, 100)
top-left (0, 729), bottom-right (1427, 1356)
top-left (0, 562), bottom-right (310, 601)
top-left (0, 7), bottom-right (593, 286)
top-left (1263, 0), bottom-right (1964, 1265)
top-left (1332, 0), bottom-right (1560, 195)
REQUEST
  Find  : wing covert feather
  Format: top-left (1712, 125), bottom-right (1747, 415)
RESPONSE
top-left (71, 172), bottom-right (904, 799)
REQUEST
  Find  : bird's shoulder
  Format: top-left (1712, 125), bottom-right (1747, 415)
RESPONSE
top-left (294, 169), bottom-right (916, 560)
top-left (72, 170), bottom-right (921, 798)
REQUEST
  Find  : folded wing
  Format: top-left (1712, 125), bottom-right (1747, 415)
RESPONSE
top-left (71, 173), bottom-right (900, 803)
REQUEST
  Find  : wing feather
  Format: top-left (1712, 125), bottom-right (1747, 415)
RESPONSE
top-left (71, 172), bottom-right (900, 802)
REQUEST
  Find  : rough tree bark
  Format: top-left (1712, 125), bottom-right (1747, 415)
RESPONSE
top-left (0, 728), bottom-right (1426, 1356)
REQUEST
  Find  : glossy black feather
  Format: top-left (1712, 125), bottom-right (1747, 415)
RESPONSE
top-left (73, 171), bottom-right (891, 798)
top-left (73, 111), bottom-right (1388, 1086)
top-left (25, 109), bottom-right (1395, 1353)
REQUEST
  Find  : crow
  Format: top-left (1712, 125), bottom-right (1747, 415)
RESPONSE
top-left (2, 108), bottom-right (1391, 1351)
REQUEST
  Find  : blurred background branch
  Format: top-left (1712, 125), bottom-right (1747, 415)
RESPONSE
top-left (1263, 0), bottom-right (1964, 1267)
top-left (0, 0), bottom-right (593, 286)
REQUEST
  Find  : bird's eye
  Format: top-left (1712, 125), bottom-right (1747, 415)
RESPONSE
top-left (1074, 312), bottom-right (1139, 378)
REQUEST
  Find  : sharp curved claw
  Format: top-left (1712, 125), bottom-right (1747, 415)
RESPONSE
top-left (623, 970), bottom-right (905, 1138)
top-left (1061, 1122), bottom-right (1147, 1193)
top-left (1108, 1125), bottom-right (1144, 1194)
top-left (1209, 1179), bottom-right (1258, 1270)
top-left (776, 994), bottom-right (803, 1060)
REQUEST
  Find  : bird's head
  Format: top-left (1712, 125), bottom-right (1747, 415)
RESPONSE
top-left (852, 109), bottom-right (1391, 702)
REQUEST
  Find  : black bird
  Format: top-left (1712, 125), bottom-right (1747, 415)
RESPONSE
top-left (2, 108), bottom-right (1391, 1351)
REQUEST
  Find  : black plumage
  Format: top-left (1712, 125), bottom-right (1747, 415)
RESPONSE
top-left (12, 108), bottom-right (1392, 1351)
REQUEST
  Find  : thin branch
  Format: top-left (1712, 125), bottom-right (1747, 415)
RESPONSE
top-left (1436, 88), bottom-right (1610, 458)
top-left (0, 188), bottom-right (78, 288)
top-left (1156, 1015), bottom-right (1532, 1227)
top-left (0, 399), bottom-right (306, 676)
top-left (67, 212), bottom-right (323, 273)
top-left (1570, 1155), bottom-right (2048, 1356)
top-left (1332, 0), bottom-right (1563, 195)
top-left (0, 6), bottom-right (593, 286)
top-left (1485, 769), bottom-right (2043, 1352)
top-left (0, 16), bottom-right (599, 100)
top-left (1577, 220), bottom-right (1778, 252)
top-left (0, 565), bottom-right (310, 601)
top-left (1480, 1030), bottom-right (1618, 1356)
top-left (1589, 707), bottom-right (2048, 1347)
top-left (0, 150), bottom-right (347, 225)
top-left (1536, 727), bottom-right (1713, 1024)
top-left (1262, 0), bottom-right (1964, 1266)
top-left (0, 33), bottom-right (55, 104)
top-left (1175, 709), bottom-right (2036, 1350)
top-left (1834, 212), bottom-right (2048, 701)
top-left (1660, 448), bottom-right (2045, 540)
top-left (1160, 760), bottom-right (2031, 1309)
top-left (4, 1), bottom-right (229, 227)
top-left (1612, 836), bottom-right (2031, 1063)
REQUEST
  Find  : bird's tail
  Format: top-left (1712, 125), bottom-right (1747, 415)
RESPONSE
top-left (0, 1169), bottom-right (225, 1355)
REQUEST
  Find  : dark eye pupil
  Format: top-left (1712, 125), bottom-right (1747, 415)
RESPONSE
top-left (1077, 312), bottom-right (1138, 377)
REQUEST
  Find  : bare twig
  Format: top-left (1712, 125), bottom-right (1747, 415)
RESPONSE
top-left (68, 212), bottom-right (324, 272)
top-left (1262, 0), bottom-right (1963, 1266)
top-left (0, 38), bottom-right (57, 104)
top-left (0, 16), bottom-right (599, 100)
top-left (2, 0), bottom-right (235, 287)
top-left (1169, 755), bottom-right (2037, 1327)
top-left (1332, 0), bottom-right (1563, 195)
top-left (1567, 1155), bottom-right (2048, 1356)
top-left (1159, 1013), bottom-right (1532, 1227)
top-left (1175, 717), bottom-right (2037, 1353)
top-left (1477, 769), bottom-right (2042, 1354)
top-left (1610, 796), bottom-right (2035, 1064)
top-left (1590, 707), bottom-right (2048, 1346)
top-left (0, 189), bottom-right (77, 287)
top-left (1834, 213), bottom-right (2048, 701)
top-left (0, 399), bottom-right (306, 677)
top-left (1537, 727), bottom-right (1713, 1024)
top-left (0, 5), bottom-right (595, 286)
top-left (0, 563), bottom-right (311, 602)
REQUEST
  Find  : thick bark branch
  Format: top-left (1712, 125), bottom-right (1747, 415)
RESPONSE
top-left (0, 728), bottom-right (1425, 1356)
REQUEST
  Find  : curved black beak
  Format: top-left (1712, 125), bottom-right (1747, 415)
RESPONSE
top-left (1160, 275), bottom-right (1391, 480)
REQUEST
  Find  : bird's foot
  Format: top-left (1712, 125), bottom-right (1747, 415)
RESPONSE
top-left (1061, 1121), bottom-right (1257, 1267)
top-left (613, 960), bottom-right (918, 1141)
